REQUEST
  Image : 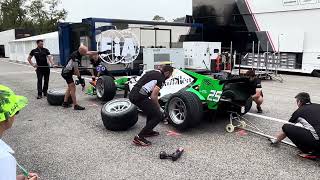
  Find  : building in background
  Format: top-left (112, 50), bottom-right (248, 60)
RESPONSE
top-left (0, 29), bottom-right (33, 57)
top-left (192, 0), bottom-right (320, 75)
top-left (9, 32), bottom-right (59, 64)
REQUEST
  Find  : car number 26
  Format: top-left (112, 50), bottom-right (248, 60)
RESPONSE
top-left (207, 90), bottom-right (222, 102)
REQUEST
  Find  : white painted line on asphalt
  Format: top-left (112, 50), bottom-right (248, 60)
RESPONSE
top-left (246, 112), bottom-right (293, 125)
top-left (241, 127), bottom-right (296, 147)
top-left (0, 59), bottom-right (92, 81)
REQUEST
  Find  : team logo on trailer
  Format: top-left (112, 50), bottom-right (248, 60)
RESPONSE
top-left (98, 29), bottom-right (140, 64)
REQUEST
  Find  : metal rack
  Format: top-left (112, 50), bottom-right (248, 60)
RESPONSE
top-left (233, 41), bottom-right (284, 83)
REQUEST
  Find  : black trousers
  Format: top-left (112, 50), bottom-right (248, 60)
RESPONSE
top-left (129, 90), bottom-right (162, 137)
top-left (36, 68), bottom-right (50, 96)
top-left (283, 124), bottom-right (320, 154)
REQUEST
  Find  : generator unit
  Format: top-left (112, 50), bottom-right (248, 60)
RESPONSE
top-left (183, 42), bottom-right (221, 70)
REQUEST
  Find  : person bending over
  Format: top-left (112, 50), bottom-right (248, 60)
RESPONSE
top-left (129, 65), bottom-right (173, 146)
top-left (61, 45), bottom-right (99, 110)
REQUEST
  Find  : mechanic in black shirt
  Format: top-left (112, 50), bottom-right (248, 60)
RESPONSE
top-left (246, 70), bottom-right (264, 113)
top-left (27, 40), bottom-right (57, 99)
top-left (270, 92), bottom-right (320, 157)
top-left (89, 54), bottom-right (112, 80)
top-left (129, 65), bottom-right (173, 146)
top-left (61, 45), bottom-right (100, 110)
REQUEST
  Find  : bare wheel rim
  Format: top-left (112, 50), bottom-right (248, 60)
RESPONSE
top-left (96, 78), bottom-right (104, 98)
top-left (168, 97), bottom-right (187, 125)
top-left (105, 99), bottom-right (132, 114)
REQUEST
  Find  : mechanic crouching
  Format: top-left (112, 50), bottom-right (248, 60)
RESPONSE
top-left (89, 54), bottom-right (113, 80)
top-left (129, 65), bottom-right (173, 146)
top-left (246, 70), bottom-right (264, 113)
top-left (270, 92), bottom-right (320, 158)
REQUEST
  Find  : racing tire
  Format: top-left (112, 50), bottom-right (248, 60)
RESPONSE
top-left (101, 98), bottom-right (138, 131)
top-left (219, 89), bottom-right (252, 115)
top-left (47, 89), bottom-right (72, 106)
top-left (166, 91), bottom-right (203, 130)
top-left (96, 76), bottom-right (116, 101)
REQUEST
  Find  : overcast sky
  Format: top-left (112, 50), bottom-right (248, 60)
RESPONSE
top-left (60, 0), bottom-right (192, 22)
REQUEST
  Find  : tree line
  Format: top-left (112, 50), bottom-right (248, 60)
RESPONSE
top-left (0, 0), bottom-right (67, 34)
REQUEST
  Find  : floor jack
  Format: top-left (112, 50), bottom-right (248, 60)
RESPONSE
top-left (225, 112), bottom-right (296, 147)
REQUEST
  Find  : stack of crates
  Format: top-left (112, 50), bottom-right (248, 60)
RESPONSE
top-left (242, 53), bottom-right (297, 70)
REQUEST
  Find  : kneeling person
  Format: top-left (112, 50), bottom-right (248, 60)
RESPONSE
top-left (270, 92), bottom-right (320, 157)
top-left (129, 65), bottom-right (173, 146)
top-left (89, 54), bottom-right (112, 80)
top-left (246, 70), bottom-right (264, 113)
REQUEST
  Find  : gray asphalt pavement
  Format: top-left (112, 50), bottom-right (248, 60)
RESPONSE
top-left (0, 59), bottom-right (319, 180)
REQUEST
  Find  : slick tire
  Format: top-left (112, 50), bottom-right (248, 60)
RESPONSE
top-left (96, 76), bottom-right (116, 102)
top-left (101, 98), bottom-right (138, 131)
top-left (47, 89), bottom-right (72, 106)
top-left (166, 91), bottom-right (203, 130)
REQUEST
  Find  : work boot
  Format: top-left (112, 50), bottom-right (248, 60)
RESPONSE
top-left (74, 104), bottom-right (85, 110)
top-left (133, 135), bottom-right (151, 146)
top-left (257, 106), bottom-right (263, 113)
top-left (62, 102), bottom-right (72, 108)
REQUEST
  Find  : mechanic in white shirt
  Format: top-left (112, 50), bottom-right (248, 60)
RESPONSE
top-left (0, 85), bottom-right (38, 180)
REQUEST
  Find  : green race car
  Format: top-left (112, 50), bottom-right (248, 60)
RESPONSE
top-left (96, 68), bottom-right (254, 130)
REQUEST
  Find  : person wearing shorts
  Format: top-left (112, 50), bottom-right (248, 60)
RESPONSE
top-left (61, 45), bottom-right (100, 110)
